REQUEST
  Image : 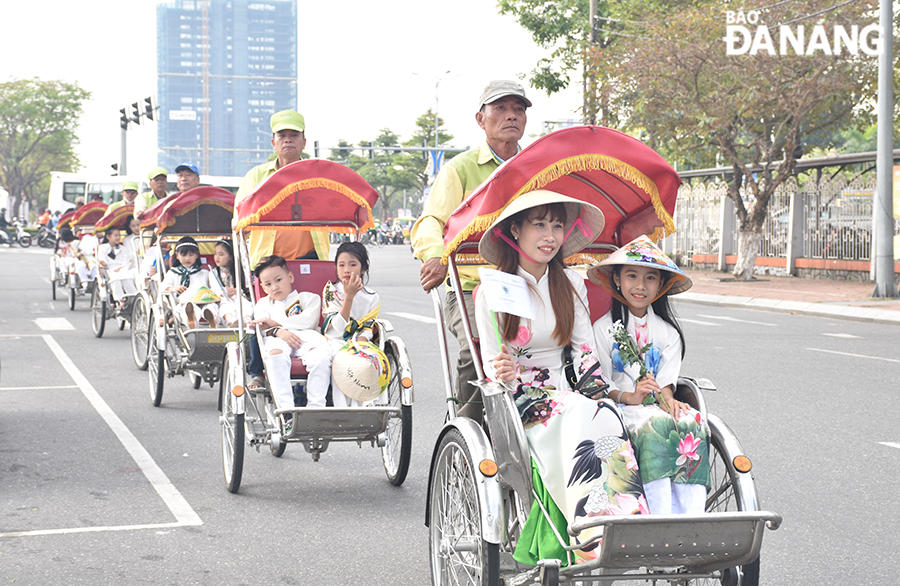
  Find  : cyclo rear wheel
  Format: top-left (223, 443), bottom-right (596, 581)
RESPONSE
top-left (429, 428), bottom-right (500, 586)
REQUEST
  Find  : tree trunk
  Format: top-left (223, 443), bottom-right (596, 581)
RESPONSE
top-left (732, 229), bottom-right (761, 280)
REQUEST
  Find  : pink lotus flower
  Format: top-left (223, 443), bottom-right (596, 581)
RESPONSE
top-left (580, 343), bottom-right (592, 354)
top-left (608, 492), bottom-right (651, 515)
top-left (512, 325), bottom-right (532, 346)
top-left (676, 432), bottom-right (702, 466)
top-left (618, 442), bottom-right (638, 470)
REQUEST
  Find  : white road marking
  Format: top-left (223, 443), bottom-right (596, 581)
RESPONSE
top-left (822, 333), bottom-right (861, 339)
top-left (0, 336), bottom-right (203, 538)
top-left (679, 318), bottom-right (722, 327)
top-left (0, 385), bottom-right (80, 391)
top-left (807, 348), bottom-right (900, 364)
top-left (697, 314), bottom-right (777, 327)
top-left (34, 317), bottom-right (75, 331)
top-left (386, 311), bottom-right (436, 324)
top-left (878, 442), bottom-right (900, 450)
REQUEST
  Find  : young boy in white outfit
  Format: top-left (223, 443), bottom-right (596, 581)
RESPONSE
top-left (250, 255), bottom-right (332, 432)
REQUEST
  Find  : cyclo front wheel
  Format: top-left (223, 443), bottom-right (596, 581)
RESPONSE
top-left (381, 347), bottom-right (411, 486)
top-left (131, 295), bottom-right (150, 370)
top-left (147, 315), bottom-right (165, 407)
top-left (91, 284), bottom-right (106, 338)
top-left (221, 348), bottom-right (245, 493)
top-left (429, 428), bottom-right (500, 586)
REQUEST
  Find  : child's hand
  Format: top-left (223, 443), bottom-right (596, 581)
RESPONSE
top-left (99, 260), bottom-right (108, 267)
top-left (247, 318), bottom-right (276, 329)
top-left (343, 273), bottom-right (363, 297)
top-left (492, 343), bottom-right (516, 384)
top-left (633, 373), bottom-right (659, 403)
top-left (275, 328), bottom-right (302, 350)
top-left (225, 286), bottom-right (236, 298)
top-left (176, 285), bottom-right (187, 294)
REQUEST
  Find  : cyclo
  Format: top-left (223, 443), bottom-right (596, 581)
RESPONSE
top-left (89, 203), bottom-right (138, 338)
top-left (219, 159), bottom-right (413, 494)
top-left (425, 126), bottom-right (781, 586)
top-left (139, 186), bottom-right (239, 406)
top-left (61, 201), bottom-right (108, 311)
top-left (50, 208), bottom-right (78, 301)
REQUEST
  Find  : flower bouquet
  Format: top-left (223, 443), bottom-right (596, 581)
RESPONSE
top-left (608, 321), bottom-right (670, 413)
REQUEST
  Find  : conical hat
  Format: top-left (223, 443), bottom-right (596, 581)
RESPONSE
top-left (332, 340), bottom-right (390, 402)
top-left (477, 190), bottom-right (605, 266)
top-left (586, 235), bottom-right (692, 299)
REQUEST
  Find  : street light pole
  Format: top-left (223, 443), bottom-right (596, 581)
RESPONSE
top-left (872, 0), bottom-right (897, 297)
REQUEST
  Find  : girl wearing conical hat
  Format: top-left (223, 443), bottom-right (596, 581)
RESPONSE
top-left (590, 235), bottom-right (710, 515)
top-left (475, 190), bottom-right (647, 566)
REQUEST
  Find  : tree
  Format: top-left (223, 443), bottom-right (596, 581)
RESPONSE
top-left (0, 78), bottom-right (90, 214)
top-left (354, 129), bottom-right (419, 220)
top-left (499, 0), bottom-right (618, 124)
top-left (592, 0), bottom-right (881, 279)
top-left (403, 109), bottom-right (454, 210)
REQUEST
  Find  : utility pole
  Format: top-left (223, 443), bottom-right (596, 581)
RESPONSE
top-left (872, 0), bottom-right (897, 297)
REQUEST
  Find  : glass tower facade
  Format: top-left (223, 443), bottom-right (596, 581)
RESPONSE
top-left (157, 0), bottom-right (297, 177)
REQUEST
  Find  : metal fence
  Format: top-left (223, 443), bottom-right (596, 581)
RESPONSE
top-left (673, 173), bottom-right (895, 267)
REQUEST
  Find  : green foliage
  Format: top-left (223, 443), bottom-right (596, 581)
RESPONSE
top-left (0, 78), bottom-right (90, 209)
top-left (328, 111), bottom-right (455, 219)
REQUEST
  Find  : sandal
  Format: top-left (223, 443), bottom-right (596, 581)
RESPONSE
top-left (248, 376), bottom-right (265, 391)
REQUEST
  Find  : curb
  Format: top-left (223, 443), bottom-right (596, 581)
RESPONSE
top-left (678, 292), bottom-right (900, 326)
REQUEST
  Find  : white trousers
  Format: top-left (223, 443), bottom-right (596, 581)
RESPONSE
top-left (108, 270), bottom-right (137, 301)
top-left (264, 331), bottom-right (332, 410)
top-left (643, 478), bottom-right (707, 515)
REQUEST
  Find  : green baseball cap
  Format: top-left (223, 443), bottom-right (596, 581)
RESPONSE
top-left (148, 167), bottom-right (168, 180)
top-left (270, 110), bottom-right (305, 133)
top-left (122, 181), bottom-right (139, 192)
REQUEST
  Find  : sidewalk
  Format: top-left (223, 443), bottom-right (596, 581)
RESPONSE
top-left (679, 269), bottom-right (900, 325)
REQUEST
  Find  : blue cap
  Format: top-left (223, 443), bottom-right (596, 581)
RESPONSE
top-left (175, 162), bottom-right (199, 175)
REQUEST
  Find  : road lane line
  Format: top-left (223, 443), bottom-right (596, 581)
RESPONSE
top-left (696, 314), bottom-right (777, 327)
top-left (0, 385), bottom-right (80, 391)
top-left (807, 348), bottom-right (900, 364)
top-left (38, 335), bottom-right (201, 529)
top-left (878, 442), bottom-right (900, 450)
top-left (386, 311), bottom-right (436, 324)
top-left (0, 521), bottom-right (189, 538)
top-left (35, 318), bottom-right (75, 331)
top-left (680, 318), bottom-right (722, 326)
top-left (822, 333), bottom-right (861, 339)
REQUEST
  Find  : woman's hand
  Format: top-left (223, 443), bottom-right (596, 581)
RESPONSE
top-left (225, 286), bottom-right (236, 298)
top-left (492, 344), bottom-right (517, 384)
top-left (662, 395), bottom-right (692, 421)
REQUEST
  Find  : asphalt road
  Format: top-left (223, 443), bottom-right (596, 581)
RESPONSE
top-left (1, 245), bottom-right (898, 585)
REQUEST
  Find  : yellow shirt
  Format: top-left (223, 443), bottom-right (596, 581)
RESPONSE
top-left (410, 141), bottom-right (503, 291)
top-left (234, 159), bottom-right (330, 268)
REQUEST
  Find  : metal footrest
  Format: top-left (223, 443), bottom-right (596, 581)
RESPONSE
top-left (274, 406), bottom-right (399, 441)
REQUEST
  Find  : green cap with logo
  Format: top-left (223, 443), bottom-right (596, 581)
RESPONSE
top-left (122, 181), bottom-right (139, 192)
top-left (270, 110), bottom-right (305, 133)
top-left (148, 167), bottom-right (168, 180)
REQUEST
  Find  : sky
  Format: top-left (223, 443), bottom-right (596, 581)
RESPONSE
top-left (0, 0), bottom-right (585, 178)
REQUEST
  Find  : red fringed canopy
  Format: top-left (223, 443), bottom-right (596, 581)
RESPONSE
top-left (234, 159), bottom-right (379, 234)
top-left (93, 204), bottom-right (134, 234)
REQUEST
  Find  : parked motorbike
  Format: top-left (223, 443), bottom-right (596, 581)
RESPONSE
top-left (36, 225), bottom-right (56, 248)
top-left (0, 219), bottom-right (32, 247)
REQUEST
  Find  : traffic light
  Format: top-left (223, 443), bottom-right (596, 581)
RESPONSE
top-left (119, 108), bottom-right (129, 130)
top-left (131, 102), bottom-right (141, 125)
top-left (314, 140), bottom-right (319, 159)
top-left (144, 97), bottom-right (154, 121)
top-left (111, 163), bottom-right (118, 173)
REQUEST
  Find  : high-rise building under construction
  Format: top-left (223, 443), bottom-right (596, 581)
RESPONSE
top-left (156, 0), bottom-right (297, 177)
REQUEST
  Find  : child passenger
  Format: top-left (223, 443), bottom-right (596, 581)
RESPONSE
top-left (250, 255), bottom-right (332, 432)
top-left (205, 239), bottom-right (248, 327)
top-left (590, 235), bottom-right (710, 515)
top-left (97, 227), bottom-right (137, 307)
top-left (160, 236), bottom-right (210, 328)
top-left (321, 241), bottom-right (380, 407)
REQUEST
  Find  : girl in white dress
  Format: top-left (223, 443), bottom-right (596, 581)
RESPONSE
top-left (475, 190), bottom-right (646, 566)
top-left (97, 227), bottom-right (137, 306)
top-left (321, 241), bottom-right (380, 407)
top-left (160, 236), bottom-right (210, 328)
top-left (590, 235), bottom-right (710, 515)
